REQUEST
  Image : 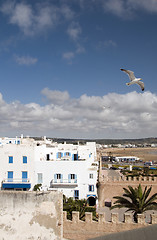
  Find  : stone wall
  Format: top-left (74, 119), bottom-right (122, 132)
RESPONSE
top-left (98, 174), bottom-right (157, 207)
top-left (63, 211), bottom-right (157, 240)
top-left (0, 191), bottom-right (63, 240)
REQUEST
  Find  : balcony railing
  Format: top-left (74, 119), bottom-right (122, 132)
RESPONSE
top-left (2, 178), bottom-right (30, 183)
top-left (2, 178), bottom-right (31, 189)
top-left (50, 179), bottom-right (78, 187)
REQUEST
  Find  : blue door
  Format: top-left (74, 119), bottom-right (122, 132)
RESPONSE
top-left (22, 171), bottom-right (28, 182)
top-left (8, 171), bottom-right (13, 182)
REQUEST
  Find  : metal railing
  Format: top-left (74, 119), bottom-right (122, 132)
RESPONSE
top-left (51, 179), bottom-right (77, 184)
top-left (2, 178), bottom-right (30, 183)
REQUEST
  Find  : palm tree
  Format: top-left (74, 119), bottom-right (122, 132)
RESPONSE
top-left (111, 184), bottom-right (157, 222)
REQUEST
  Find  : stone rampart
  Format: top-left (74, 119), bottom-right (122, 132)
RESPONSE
top-left (100, 175), bottom-right (157, 183)
top-left (98, 174), bottom-right (157, 207)
top-left (63, 211), bottom-right (157, 240)
top-left (0, 191), bottom-right (63, 240)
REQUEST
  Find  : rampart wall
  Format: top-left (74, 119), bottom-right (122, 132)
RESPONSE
top-left (63, 211), bottom-right (157, 240)
top-left (0, 191), bottom-right (63, 240)
top-left (98, 175), bottom-right (157, 207)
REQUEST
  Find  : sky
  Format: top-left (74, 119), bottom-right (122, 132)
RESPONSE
top-left (0, 0), bottom-right (157, 139)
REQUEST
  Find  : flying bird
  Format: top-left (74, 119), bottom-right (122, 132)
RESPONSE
top-left (120, 68), bottom-right (144, 91)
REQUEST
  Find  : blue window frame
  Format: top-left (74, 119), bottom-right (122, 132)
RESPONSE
top-left (8, 171), bottom-right (13, 182)
top-left (22, 171), bottom-right (28, 182)
top-left (74, 190), bottom-right (79, 200)
top-left (23, 156), bottom-right (27, 164)
top-left (9, 156), bottom-right (13, 163)
top-left (89, 185), bottom-right (94, 192)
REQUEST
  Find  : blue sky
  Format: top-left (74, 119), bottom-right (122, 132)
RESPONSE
top-left (0, 0), bottom-right (157, 139)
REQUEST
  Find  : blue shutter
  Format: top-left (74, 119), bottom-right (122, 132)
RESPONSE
top-left (74, 174), bottom-right (77, 183)
top-left (68, 174), bottom-right (71, 183)
top-left (8, 171), bottom-right (13, 182)
top-left (64, 152), bottom-right (66, 156)
top-left (89, 153), bottom-right (91, 158)
top-left (61, 174), bottom-right (63, 183)
top-left (61, 152), bottom-right (63, 157)
top-left (54, 174), bottom-right (57, 183)
top-left (9, 156), bottom-right (13, 163)
top-left (69, 152), bottom-right (71, 156)
top-left (72, 154), bottom-right (74, 161)
top-left (76, 154), bottom-right (78, 160)
top-left (23, 156), bottom-right (27, 164)
top-left (56, 153), bottom-right (58, 159)
top-left (22, 172), bottom-right (27, 182)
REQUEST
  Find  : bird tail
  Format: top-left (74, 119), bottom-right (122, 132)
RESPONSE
top-left (126, 82), bottom-right (131, 86)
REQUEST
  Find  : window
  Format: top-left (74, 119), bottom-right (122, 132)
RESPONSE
top-left (56, 174), bottom-right (61, 179)
top-left (8, 171), bottom-right (13, 182)
top-left (89, 173), bottom-right (93, 179)
top-left (23, 156), bottom-right (27, 164)
top-left (68, 174), bottom-right (77, 183)
top-left (70, 174), bottom-right (75, 179)
top-left (54, 173), bottom-right (63, 183)
top-left (9, 156), bottom-right (13, 164)
top-left (46, 154), bottom-right (50, 160)
top-left (65, 152), bottom-right (70, 156)
top-left (89, 185), bottom-right (94, 192)
top-left (72, 154), bottom-right (78, 160)
top-left (22, 171), bottom-right (28, 182)
top-left (58, 152), bottom-right (62, 158)
top-left (37, 173), bottom-right (43, 184)
top-left (74, 190), bottom-right (79, 200)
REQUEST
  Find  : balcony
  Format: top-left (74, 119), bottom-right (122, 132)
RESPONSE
top-left (50, 179), bottom-right (78, 187)
top-left (2, 178), bottom-right (31, 190)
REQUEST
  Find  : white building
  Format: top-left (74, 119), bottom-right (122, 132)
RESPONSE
top-left (115, 156), bottom-right (140, 162)
top-left (0, 136), bottom-right (98, 205)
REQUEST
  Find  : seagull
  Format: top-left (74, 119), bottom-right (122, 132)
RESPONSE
top-left (120, 68), bottom-right (144, 91)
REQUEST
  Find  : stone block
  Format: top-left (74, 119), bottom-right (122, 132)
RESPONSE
top-left (124, 213), bottom-right (133, 223)
top-left (111, 213), bottom-right (119, 223)
top-left (72, 211), bottom-right (79, 223)
top-left (85, 212), bottom-right (92, 223)
top-left (151, 214), bottom-right (157, 224)
top-left (137, 214), bottom-right (145, 224)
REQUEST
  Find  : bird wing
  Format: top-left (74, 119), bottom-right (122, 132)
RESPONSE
top-left (120, 69), bottom-right (135, 81)
top-left (137, 81), bottom-right (144, 91)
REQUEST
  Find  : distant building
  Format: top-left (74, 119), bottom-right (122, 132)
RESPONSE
top-left (115, 156), bottom-right (140, 162)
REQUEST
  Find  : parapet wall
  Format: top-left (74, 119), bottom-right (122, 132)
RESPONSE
top-left (98, 174), bottom-right (157, 208)
top-left (63, 211), bottom-right (157, 240)
top-left (0, 191), bottom-right (63, 240)
top-left (100, 175), bottom-right (157, 183)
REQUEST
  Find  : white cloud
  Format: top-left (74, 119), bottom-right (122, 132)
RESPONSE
top-left (103, 0), bottom-right (133, 18)
top-left (41, 88), bottom-right (70, 105)
top-left (0, 1), bottom-right (75, 36)
top-left (128, 0), bottom-right (157, 13)
top-left (98, 40), bottom-right (117, 49)
top-left (103, 0), bottom-right (157, 18)
top-left (67, 22), bottom-right (82, 41)
top-left (62, 51), bottom-right (75, 63)
top-left (14, 55), bottom-right (38, 65)
top-left (60, 4), bottom-right (75, 20)
top-left (0, 89), bottom-right (157, 139)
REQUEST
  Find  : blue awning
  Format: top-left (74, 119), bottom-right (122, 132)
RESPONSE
top-left (87, 194), bottom-right (96, 198)
top-left (2, 183), bottom-right (31, 189)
